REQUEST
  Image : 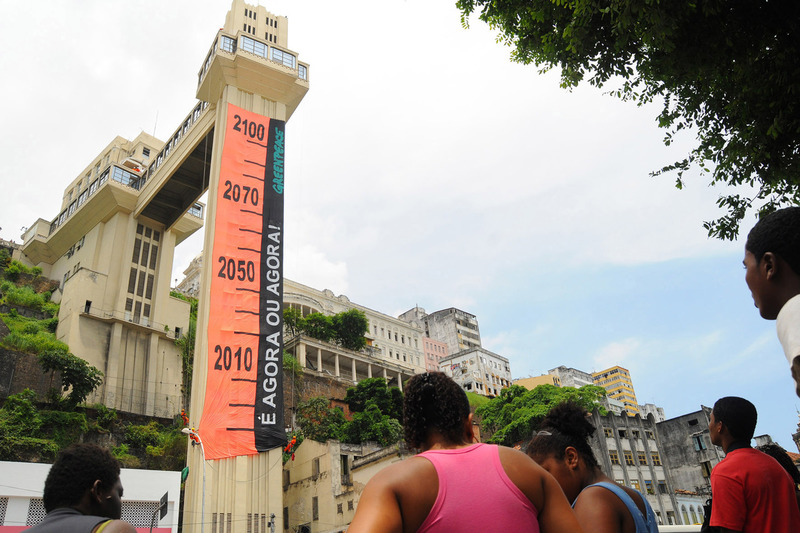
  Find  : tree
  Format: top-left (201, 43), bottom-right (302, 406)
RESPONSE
top-left (456, 0), bottom-right (800, 239)
top-left (283, 307), bottom-right (303, 337)
top-left (332, 309), bottom-right (369, 351)
top-left (300, 312), bottom-right (336, 343)
top-left (296, 397), bottom-right (347, 442)
top-left (341, 402), bottom-right (403, 447)
top-left (37, 349), bottom-right (103, 407)
top-left (476, 384), bottom-right (607, 446)
top-left (344, 377), bottom-right (403, 420)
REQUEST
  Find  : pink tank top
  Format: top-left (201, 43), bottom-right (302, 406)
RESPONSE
top-left (417, 443), bottom-right (540, 532)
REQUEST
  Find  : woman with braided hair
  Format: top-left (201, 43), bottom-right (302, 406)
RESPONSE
top-left (527, 401), bottom-right (658, 533)
top-left (347, 372), bottom-right (583, 533)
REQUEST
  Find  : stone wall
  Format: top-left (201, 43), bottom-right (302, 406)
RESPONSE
top-left (0, 347), bottom-right (59, 399)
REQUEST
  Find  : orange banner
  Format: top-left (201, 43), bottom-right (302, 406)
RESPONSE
top-left (199, 104), bottom-right (286, 459)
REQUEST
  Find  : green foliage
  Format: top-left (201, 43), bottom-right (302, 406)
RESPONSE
top-left (296, 397), bottom-right (346, 442)
top-left (457, 0), bottom-right (800, 239)
top-left (476, 384), bottom-right (607, 446)
top-left (300, 313), bottom-right (335, 342)
top-left (0, 248), bottom-right (10, 269)
top-left (344, 378), bottom-right (403, 420)
top-left (0, 389), bottom-right (57, 461)
top-left (331, 309), bottom-right (369, 351)
top-left (2, 260), bottom-right (41, 282)
top-left (282, 432), bottom-right (304, 464)
top-left (341, 402), bottom-right (403, 447)
top-left (93, 403), bottom-right (118, 430)
top-left (37, 349), bottom-right (103, 407)
top-left (173, 294), bottom-right (197, 407)
top-left (111, 444), bottom-right (141, 468)
top-left (125, 421), bottom-right (163, 449)
top-left (283, 307), bottom-right (302, 337)
top-left (39, 410), bottom-right (88, 448)
top-left (466, 391), bottom-right (491, 410)
top-left (283, 352), bottom-right (303, 381)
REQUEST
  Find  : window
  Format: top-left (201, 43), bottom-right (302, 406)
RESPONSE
top-left (646, 430), bottom-right (655, 440)
top-left (630, 479), bottom-right (640, 490)
top-left (337, 503), bottom-right (343, 514)
top-left (341, 455), bottom-right (351, 486)
top-left (700, 461), bottom-right (712, 478)
top-left (84, 300), bottom-right (92, 314)
top-left (312, 458), bottom-right (319, 480)
top-left (645, 480), bottom-right (654, 495)
top-left (688, 419), bottom-right (699, 426)
top-left (632, 430), bottom-right (640, 439)
top-left (638, 452), bottom-right (647, 465)
top-left (348, 500), bottom-right (354, 511)
top-left (312, 497), bottom-right (318, 521)
top-left (142, 147), bottom-right (150, 159)
top-left (609, 451), bottom-right (620, 465)
top-left (619, 429), bottom-right (628, 438)
top-left (283, 508), bottom-right (288, 530)
top-left (624, 451), bottom-right (635, 466)
top-left (271, 47), bottom-right (296, 68)
top-left (240, 35), bottom-right (267, 58)
top-left (220, 35), bottom-right (236, 53)
top-left (658, 480), bottom-right (668, 494)
top-left (692, 435), bottom-right (707, 451)
top-left (651, 452), bottom-right (662, 466)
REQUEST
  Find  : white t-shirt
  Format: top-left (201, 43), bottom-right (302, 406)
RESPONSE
top-left (777, 294), bottom-right (800, 365)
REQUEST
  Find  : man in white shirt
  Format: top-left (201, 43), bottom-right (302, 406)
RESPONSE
top-left (744, 207), bottom-right (800, 397)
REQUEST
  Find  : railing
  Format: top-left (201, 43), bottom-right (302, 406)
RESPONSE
top-left (144, 100), bottom-right (210, 185)
top-left (197, 30), bottom-right (309, 89)
top-left (49, 164), bottom-right (142, 235)
top-left (658, 526), bottom-right (701, 532)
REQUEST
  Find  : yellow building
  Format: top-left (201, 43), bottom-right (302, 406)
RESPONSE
top-left (592, 365), bottom-right (640, 416)
top-left (514, 374), bottom-right (561, 390)
top-left (20, 132), bottom-right (203, 417)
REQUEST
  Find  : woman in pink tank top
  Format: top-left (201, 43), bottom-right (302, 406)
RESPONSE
top-left (348, 372), bottom-right (584, 533)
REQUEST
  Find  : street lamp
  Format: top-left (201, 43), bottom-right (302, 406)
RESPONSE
top-left (182, 427), bottom-right (206, 533)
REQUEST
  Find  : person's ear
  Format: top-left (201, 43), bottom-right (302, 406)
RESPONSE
top-left (564, 446), bottom-right (580, 470)
top-left (761, 252), bottom-right (777, 280)
top-left (465, 412), bottom-right (476, 442)
top-left (88, 479), bottom-right (107, 507)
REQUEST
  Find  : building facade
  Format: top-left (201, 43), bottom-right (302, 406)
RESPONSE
top-left (400, 307), bottom-right (482, 354)
top-left (589, 410), bottom-right (680, 525)
top-left (19, 132), bottom-right (203, 417)
top-left (439, 347), bottom-right (511, 397)
top-left (547, 366), bottom-right (595, 388)
top-left (593, 365), bottom-right (640, 416)
top-left (422, 337), bottom-right (448, 372)
top-left (656, 406), bottom-right (725, 497)
top-left (514, 374), bottom-right (560, 390)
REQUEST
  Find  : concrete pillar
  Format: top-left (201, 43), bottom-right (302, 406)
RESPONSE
top-left (334, 354), bottom-right (340, 377)
top-left (397, 372), bottom-right (403, 392)
top-left (351, 359), bottom-right (357, 382)
top-left (367, 364), bottom-right (372, 378)
top-left (317, 347), bottom-right (322, 373)
top-left (104, 322), bottom-right (124, 409)
top-left (297, 342), bottom-right (306, 367)
top-left (382, 368), bottom-right (387, 380)
top-left (144, 333), bottom-right (160, 415)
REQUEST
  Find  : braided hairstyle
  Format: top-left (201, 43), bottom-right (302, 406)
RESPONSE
top-left (403, 372), bottom-right (470, 449)
top-left (757, 443), bottom-right (800, 485)
top-left (526, 400), bottom-right (600, 470)
top-left (746, 207), bottom-right (800, 275)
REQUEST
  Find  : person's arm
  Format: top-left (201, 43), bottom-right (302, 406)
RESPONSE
top-left (346, 468), bottom-right (403, 533)
top-left (536, 471), bottom-right (586, 533)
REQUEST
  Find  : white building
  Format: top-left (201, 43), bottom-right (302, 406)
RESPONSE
top-left (439, 347), bottom-right (511, 397)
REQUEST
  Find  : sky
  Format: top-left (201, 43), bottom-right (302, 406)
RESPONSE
top-left (1, 1), bottom-right (798, 449)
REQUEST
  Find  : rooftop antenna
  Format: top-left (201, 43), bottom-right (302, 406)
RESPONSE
top-left (153, 110), bottom-right (159, 138)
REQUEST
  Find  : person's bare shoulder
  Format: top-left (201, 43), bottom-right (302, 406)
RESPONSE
top-left (497, 446), bottom-right (548, 509)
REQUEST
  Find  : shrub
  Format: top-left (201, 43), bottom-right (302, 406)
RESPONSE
top-left (39, 410), bottom-right (88, 448)
top-left (93, 403), bottom-right (118, 430)
top-left (37, 349), bottom-right (103, 407)
top-left (125, 421), bottom-right (163, 449)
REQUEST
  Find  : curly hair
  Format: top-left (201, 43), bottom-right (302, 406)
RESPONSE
top-left (746, 207), bottom-right (800, 275)
top-left (403, 372), bottom-right (470, 449)
top-left (712, 396), bottom-right (757, 442)
top-left (43, 444), bottom-right (121, 512)
top-left (526, 400), bottom-right (599, 470)
top-left (757, 443), bottom-right (800, 484)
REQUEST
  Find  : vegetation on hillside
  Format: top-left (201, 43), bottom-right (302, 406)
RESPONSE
top-left (296, 377), bottom-right (403, 447)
